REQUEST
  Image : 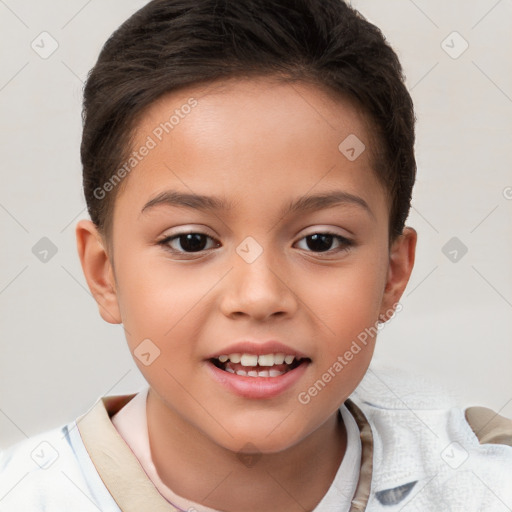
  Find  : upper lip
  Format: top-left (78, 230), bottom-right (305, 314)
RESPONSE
top-left (205, 340), bottom-right (309, 360)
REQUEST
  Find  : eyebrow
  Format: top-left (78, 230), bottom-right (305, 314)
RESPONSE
top-left (140, 189), bottom-right (374, 219)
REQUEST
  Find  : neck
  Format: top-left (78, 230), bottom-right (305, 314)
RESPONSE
top-left (146, 389), bottom-right (347, 512)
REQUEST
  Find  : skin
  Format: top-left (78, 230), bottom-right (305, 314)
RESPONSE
top-left (76, 76), bottom-right (417, 512)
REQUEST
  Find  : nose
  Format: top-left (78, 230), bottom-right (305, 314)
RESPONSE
top-left (219, 247), bottom-right (298, 321)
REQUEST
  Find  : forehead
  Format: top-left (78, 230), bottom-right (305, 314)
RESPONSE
top-left (113, 76), bottom-right (387, 224)
top-left (136, 75), bottom-right (375, 156)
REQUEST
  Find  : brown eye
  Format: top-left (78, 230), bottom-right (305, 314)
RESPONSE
top-left (160, 232), bottom-right (219, 253)
top-left (296, 233), bottom-right (353, 254)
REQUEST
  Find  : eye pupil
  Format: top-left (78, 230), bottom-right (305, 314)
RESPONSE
top-left (180, 233), bottom-right (207, 252)
top-left (307, 233), bottom-right (334, 252)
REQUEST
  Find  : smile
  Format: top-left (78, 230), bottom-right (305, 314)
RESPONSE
top-left (207, 352), bottom-right (311, 399)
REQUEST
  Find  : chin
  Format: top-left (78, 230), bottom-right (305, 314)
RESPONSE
top-left (209, 422), bottom-right (309, 456)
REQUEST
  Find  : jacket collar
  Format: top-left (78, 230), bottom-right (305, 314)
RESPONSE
top-left (77, 393), bottom-right (373, 511)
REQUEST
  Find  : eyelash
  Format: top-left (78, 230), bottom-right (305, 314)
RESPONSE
top-left (157, 231), bottom-right (354, 257)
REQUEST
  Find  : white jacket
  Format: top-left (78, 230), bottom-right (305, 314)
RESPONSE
top-left (1, 364), bottom-right (511, 511)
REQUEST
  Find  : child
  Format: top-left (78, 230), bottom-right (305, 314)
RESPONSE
top-left (1, 0), bottom-right (511, 510)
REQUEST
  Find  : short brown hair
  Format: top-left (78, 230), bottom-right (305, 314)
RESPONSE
top-left (81, 0), bottom-right (416, 246)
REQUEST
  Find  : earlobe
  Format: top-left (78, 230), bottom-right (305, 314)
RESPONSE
top-left (379, 227), bottom-right (417, 322)
top-left (75, 219), bottom-right (122, 324)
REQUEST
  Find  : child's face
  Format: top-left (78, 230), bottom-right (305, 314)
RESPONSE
top-left (78, 76), bottom-right (415, 453)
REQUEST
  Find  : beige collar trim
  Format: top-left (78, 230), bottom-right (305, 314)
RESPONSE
top-left (77, 394), bottom-right (373, 512)
top-left (345, 399), bottom-right (374, 511)
top-left (77, 393), bottom-right (180, 512)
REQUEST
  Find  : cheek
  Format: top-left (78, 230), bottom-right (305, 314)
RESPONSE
top-left (304, 257), bottom-right (386, 341)
top-left (114, 254), bottom-right (197, 345)
top-left (298, 251), bottom-right (387, 404)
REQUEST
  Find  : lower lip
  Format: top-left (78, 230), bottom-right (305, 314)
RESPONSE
top-left (206, 360), bottom-right (310, 399)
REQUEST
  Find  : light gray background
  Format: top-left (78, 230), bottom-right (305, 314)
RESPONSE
top-left (1, 0), bottom-right (511, 451)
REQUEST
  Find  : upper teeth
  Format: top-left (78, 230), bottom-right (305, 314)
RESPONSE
top-left (217, 353), bottom-right (297, 366)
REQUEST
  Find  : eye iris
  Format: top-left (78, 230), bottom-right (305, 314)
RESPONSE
top-left (307, 234), bottom-right (334, 252)
top-left (180, 233), bottom-right (207, 252)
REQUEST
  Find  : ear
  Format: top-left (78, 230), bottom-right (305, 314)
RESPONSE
top-left (379, 226), bottom-right (417, 322)
top-left (75, 219), bottom-right (122, 324)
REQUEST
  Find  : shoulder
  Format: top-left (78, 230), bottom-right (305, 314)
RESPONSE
top-left (350, 361), bottom-right (459, 410)
top-left (348, 363), bottom-right (512, 509)
top-left (0, 424), bottom-right (74, 510)
top-left (0, 420), bottom-right (119, 511)
top-left (350, 362), bottom-right (512, 447)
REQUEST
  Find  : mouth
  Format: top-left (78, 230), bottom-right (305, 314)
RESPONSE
top-left (209, 353), bottom-right (311, 378)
